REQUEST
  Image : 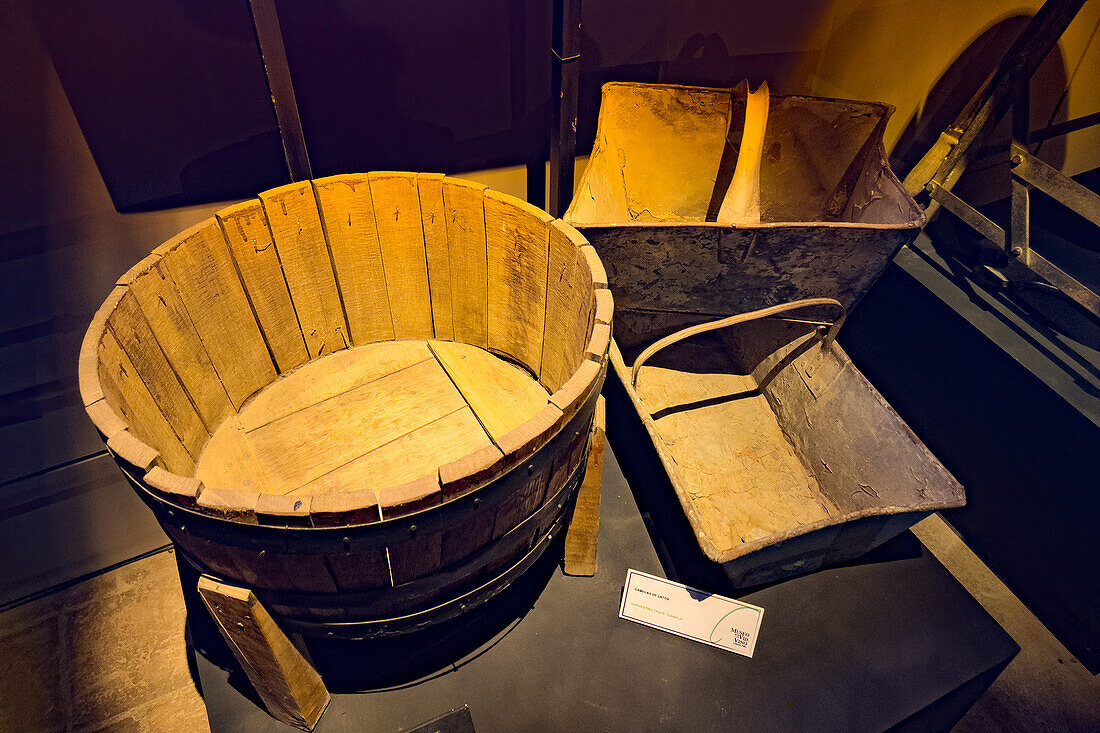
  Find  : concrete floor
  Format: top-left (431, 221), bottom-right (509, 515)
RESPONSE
top-left (0, 515), bottom-right (1095, 732)
top-left (0, 549), bottom-right (208, 732)
top-left (913, 515), bottom-right (1100, 731)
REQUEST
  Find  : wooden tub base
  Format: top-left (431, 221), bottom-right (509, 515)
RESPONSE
top-left (77, 171), bottom-right (614, 731)
top-left (197, 339), bottom-right (551, 499)
top-left (189, 404), bottom-right (607, 731)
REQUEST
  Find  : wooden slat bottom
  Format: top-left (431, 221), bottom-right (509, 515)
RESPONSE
top-left (195, 340), bottom-right (551, 497)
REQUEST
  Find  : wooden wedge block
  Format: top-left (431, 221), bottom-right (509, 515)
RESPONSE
top-left (563, 396), bottom-right (605, 576)
top-left (197, 577), bottom-right (329, 731)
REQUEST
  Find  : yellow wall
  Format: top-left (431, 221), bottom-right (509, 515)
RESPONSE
top-left (795, 0), bottom-right (1100, 177)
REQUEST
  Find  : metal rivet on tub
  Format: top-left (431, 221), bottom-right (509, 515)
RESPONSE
top-left (410, 524), bottom-right (417, 537)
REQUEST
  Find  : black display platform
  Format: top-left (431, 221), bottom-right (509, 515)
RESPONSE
top-left (191, 430), bottom-right (1017, 733)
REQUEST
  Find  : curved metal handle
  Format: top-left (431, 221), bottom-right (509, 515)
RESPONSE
top-left (630, 297), bottom-right (847, 387)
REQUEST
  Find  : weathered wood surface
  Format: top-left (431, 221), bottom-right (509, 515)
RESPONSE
top-left (145, 466), bottom-right (202, 507)
top-left (540, 223), bottom-right (596, 392)
top-left (161, 220), bottom-right (275, 410)
top-left (97, 328), bottom-right (194, 474)
top-left (563, 396), bottom-right (604, 576)
top-left (237, 341), bottom-right (432, 431)
top-left (258, 182), bottom-right (349, 359)
top-left (79, 170), bottom-right (611, 643)
top-left (127, 260), bottom-right (235, 430)
top-left (717, 81), bottom-right (769, 225)
top-left (216, 199), bottom-right (309, 372)
top-left (579, 224), bottom-right (909, 333)
top-left (151, 373), bottom-right (602, 635)
top-left (417, 173), bottom-right (455, 340)
top-left (429, 339), bottom-right (550, 442)
top-left (105, 430), bottom-right (159, 473)
top-left (195, 340), bottom-right (550, 496)
top-left (293, 408), bottom-right (491, 498)
top-left (567, 82), bottom-right (917, 226)
top-left (484, 190), bottom-right (552, 374)
top-left (369, 172), bottom-right (434, 340)
top-left (197, 576), bottom-right (329, 731)
top-left (106, 290), bottom-right (208, 458)
top-left (635, 342), bottom-right (835, 549)
top-left (442, 178), bottom-right (490, 348)
top-left (206, 355), bottom-right (466, 493)
top-left (312, 174), bottom-right (395, 345)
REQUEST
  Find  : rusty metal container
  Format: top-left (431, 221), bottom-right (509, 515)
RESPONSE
top-left (568, 82), bottom-right (961, 586)
top-left (565, 81), bottom-right (925, 343)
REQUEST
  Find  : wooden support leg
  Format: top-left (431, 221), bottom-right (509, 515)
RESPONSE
top-left (197, 576), bottom-right (329, 731)
top-left (564, 396), bottom-right (605, 576)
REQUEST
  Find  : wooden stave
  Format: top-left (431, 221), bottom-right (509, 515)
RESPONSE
top-left (79, 182), bottom-right (608, 527)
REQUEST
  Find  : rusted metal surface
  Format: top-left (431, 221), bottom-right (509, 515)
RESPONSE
top-left (611, 318), bottom-right (965, 589)
top-left (584, 224), bottom-right (906, 323)
top-left (568, 82), bottom-right (962, 585)
top-left (565, 83), bottom-right (924, 317)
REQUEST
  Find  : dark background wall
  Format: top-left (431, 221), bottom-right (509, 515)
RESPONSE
top-left (0, 0), bottom-right (1097, 665)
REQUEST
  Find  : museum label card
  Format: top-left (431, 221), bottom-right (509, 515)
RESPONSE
top-left (619, 569), bottom-right (764, 658)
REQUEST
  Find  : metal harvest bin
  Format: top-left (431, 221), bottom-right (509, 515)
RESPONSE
top-left (567, 82), bottom-right (962, 587)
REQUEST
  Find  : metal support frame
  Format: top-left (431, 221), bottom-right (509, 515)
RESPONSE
top-left (248, 0), bottom-right (312, 182)
top-left (1010, 144), bottom-right (1100, 228)
top-left (549, 0), bottom-right (582, 217)
top-left (926, 147), bottom-right (1100, 323)
top-left (909, 0), bottom-right (1098, 325)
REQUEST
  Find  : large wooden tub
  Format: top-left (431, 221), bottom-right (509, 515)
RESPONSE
top-left (610, 302), bottom-right (964, 588)
top-left (78, 172), bottom-right (610, 638)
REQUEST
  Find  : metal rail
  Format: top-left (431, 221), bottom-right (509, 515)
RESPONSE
top-left (248, 0), bottom-right (312, 181)
top-left (911, 0), bottom-right (1098, 327)
top-left (549, 0), bottom-right (582, 217)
